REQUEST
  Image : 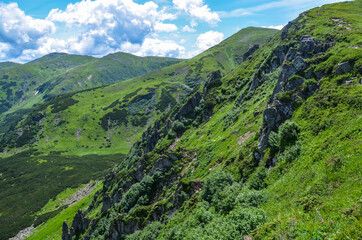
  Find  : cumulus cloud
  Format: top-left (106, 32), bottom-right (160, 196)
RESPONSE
top-left (262, 25), bottom-right (284, 30)
top-left (196, 31), bottom-right (224, 52)
top-left (46, 0), bottom-right (178, 56)
top-left (0, 3), bottom-right (55, 59)
top-left (121, 38), bottom-right (185, 58)
top-left (173, 0), bottom-right (220, 26)
top-left (182, 25), bottom-right (196, 32)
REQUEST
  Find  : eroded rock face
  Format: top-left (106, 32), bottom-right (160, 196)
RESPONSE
top-left (62, 209), bottom-right (91, 240)
top-left (62, 222), bottom-right (71, 240)
top-left (243, 45), bottom-right (260, 61)
top-left (335, 61), bottom-right (352, 75)
top-left (173, 92), bottom-right (202, 121)
top-left (203, 70), bottom-right (222, 97)
top-left (102, 195), bottom-right (112, 212)
top-left (257, 33), bottom-right (335, 155)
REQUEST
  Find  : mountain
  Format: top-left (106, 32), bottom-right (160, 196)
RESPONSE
top-left (0, 27), bottom-right (277, 156)
top-left (0, 61), bottom-right (20, 69)
top-left (0, 27), bottom-right (277, 239)
top-left (48, 1), bottom-right (360, 239)
top-left (0, 52), bottom-right (183, 117)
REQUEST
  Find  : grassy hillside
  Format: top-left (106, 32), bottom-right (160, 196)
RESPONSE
top-left (0, 61), bottom-right (20, 69)
top-left (0, 27), bottom-right (277, 157)
top-left (52, 1), bottom-right (361, 240)
top-left (0, 27), bottom-right (277, 239)
top-left (0, 52), bottom-right (182, 117)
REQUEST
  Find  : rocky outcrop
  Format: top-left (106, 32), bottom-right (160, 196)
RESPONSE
top-left (173, 91), bottom-right (202, 121)
top-left (62, 209), bottom-right (90, 240)
top-left (335, 61), bottom-right (352, 75)
top-left (243, 45), bottom-right (260, 61)
top-left (62, 222), bottom-right (71, 240)
top-left (203, 70), bottom-right (222, 97)
top-left (102, 195), bottom-right (112, 212)
top-left (257, 34), bottom-right (334, 155)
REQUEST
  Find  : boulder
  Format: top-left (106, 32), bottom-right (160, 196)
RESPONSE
top-left (293, 56), bottom-right (307, 72)
top-left (335, 61), bottom-right (352, 75)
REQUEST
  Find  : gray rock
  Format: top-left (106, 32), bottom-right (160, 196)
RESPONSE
top-left (151, 156), bottom-right (173, 174)
top-left (70, 209), bottom-right (90, 236)
top-left (203, 70), bottom-right (222, 97)
top-left (243, 44), bottom-right (259, 61)
top-left (281, 21), bottom-right (292, 40)
top-left (62, 222), bottom-right (71, 240)
top-left (286, 48), bottom-right (297, 62)
top-left (263, 107), bottom-right (281, 129)
top-left (102, 195), bottom-right (112, 212)
top-left (285, 77), bottom-right (304, 91)
top-left (335, 61), bottom-right (352, 75)
top-left (293, 56), bottom-right (307, 72)
top-left (173, 91), bottom-right (202, 121)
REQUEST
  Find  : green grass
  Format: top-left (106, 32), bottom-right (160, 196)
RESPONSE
top-left (0, 27), bottom-right (277, 157)
top-left (26, 182), bottom-right (103, 240)
top-left (0, 52), bottom-right (182, 119)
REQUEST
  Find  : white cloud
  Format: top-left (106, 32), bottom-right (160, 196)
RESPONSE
top-left (182, 25), bottom-right (196, 32)
top-left (121, 38), bottom-right (185, 58)
top-left (47, 0), bottom-right (176, 49)
top-left (173, 0), bottom-right (220, 26)
top-left (154, 22), bottom-right (178, 32)
top-left (262, 25), bottom-right (284, 30)
top-left (196, 31), bottom-right (224, 52)
top-left (0, 3), bottom-right (55, 59)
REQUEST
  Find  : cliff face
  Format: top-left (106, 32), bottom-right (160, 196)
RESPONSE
top-left (63, 1), bottom-right (361, 239)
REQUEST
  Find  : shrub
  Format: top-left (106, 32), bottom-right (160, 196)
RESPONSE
top-left (278, 120), bottom-right (300, 151)
top-left (172, 120), bottom-right (186, 134)
top-left (248, 167), bottom-right (267, 190)
top-left (168, 130), bottom-right (176, 139)
top-left (213, 183), bottom-right (241, 213)
top-left (126, 221), bottom-right (162, 240)
top-left (235, 188), bottom-right (267, 208)
top-left (201, 171), bottom-right (234, 203)
top-left (120, 175), bottom-right (154, 214)
top-left (268, 131), bottom-right (279, 153)
top-left (279, 141), bottom-right (301, 163)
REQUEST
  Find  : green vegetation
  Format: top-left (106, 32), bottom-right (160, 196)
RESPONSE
top-left (1, 27), bottom-right (277, 239)
top-left (26, 182), bottom-right (103, 240)
top-left (51, 1), bottom-right (361, 240)
top-left (0, 151), bottom-right (124, 239)
top-left (0, 52), bottom-right (182, 119)
top-left (4, 1), bottom-right (362, 239)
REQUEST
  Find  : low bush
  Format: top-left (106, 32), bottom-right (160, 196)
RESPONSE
top-left (201, 171), bottom-right (234, 203)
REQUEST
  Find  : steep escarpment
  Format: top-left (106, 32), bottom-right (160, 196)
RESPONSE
top-left (60, 1), bottom-right (361, 239)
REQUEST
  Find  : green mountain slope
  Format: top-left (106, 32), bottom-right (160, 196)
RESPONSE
top-left (0, 52), bottom-right (182, 117)
top-left (51, 1), bottom-right (361, 240)
top-left (0, 27), bottom-right (277, 157)
top-left (0, 27), bottom-right (277, 240)
top-left (0, 61), bottom-right (20, 69)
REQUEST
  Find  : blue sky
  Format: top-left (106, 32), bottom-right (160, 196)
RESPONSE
top-left (0, 0), bottom-right (348, 62)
